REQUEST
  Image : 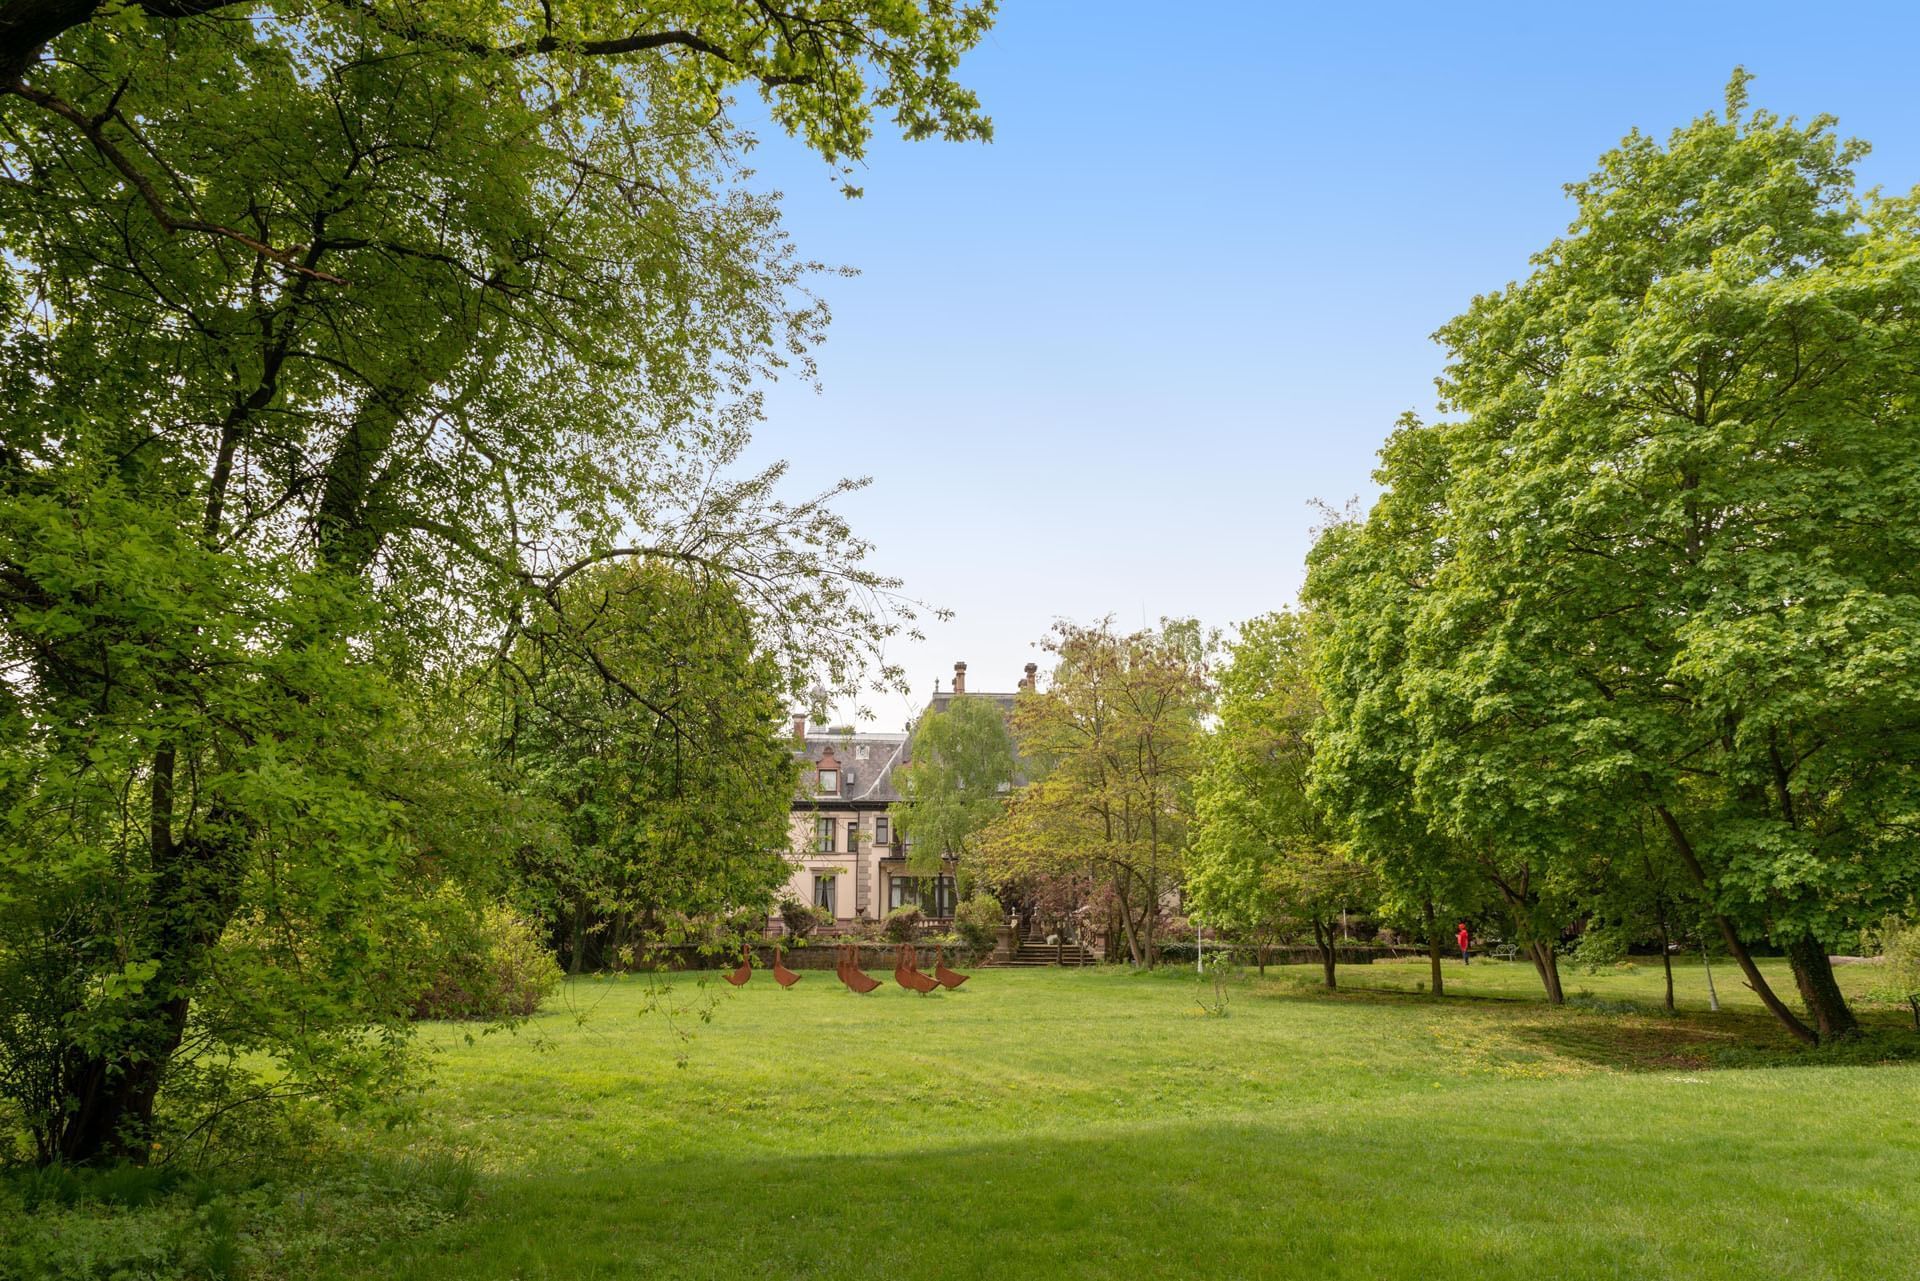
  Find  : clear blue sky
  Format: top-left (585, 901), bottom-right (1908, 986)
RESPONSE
top-left (733, 1), bottom-right (1920, 728)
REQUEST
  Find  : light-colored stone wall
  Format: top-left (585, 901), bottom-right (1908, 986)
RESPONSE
top-left (773, 809), bottom-right (896, 928)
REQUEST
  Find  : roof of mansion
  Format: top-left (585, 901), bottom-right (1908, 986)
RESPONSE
top-left (791, 660), bottom-right (1039, 808)
top-left (793, 730), bottom-right (908, 805)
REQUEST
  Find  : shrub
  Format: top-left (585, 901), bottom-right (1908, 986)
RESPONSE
top-left (1569, 926), bottom-right (1629, 975)
top-left (722, 907), bottom-right (769, 942)
top-left (953, 895), bottom-right (1003, 953)
top-left (0, 1153), bottom-right (483, 1281)
top-left (882, 905), bottom-right (924, 943)
top-left (1867, 916), bottom-right (1920, 1029)
top-left (413, 901), bottom-right (562, 1021)
top-left (779, 897), bottom-right (826, 939)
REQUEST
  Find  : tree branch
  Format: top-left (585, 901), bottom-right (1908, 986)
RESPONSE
top-left (2, 81), bottom-right (350, 283)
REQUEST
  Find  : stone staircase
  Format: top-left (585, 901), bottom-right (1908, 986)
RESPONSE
top-left (994, 934), bottom-right (1097, 967)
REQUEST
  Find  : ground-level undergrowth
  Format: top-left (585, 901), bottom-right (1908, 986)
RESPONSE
top-left (8, 958), bottom-right (1916, 1279)
top-left (329, 958), bottom-right (1913, 1280)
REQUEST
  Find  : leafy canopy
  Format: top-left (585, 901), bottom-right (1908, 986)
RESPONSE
top-left (0, 0), bottom-right (997, 1162)
top-left (892, 693), bottom-right (1017, 876)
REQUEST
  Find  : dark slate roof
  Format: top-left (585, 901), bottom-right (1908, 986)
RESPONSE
top-left (927, 689), bottom-right (1020, 718)
top-left (791, 731), bottom-right (909, 805)
top-left (791, 677), bottom-right (1037, 809)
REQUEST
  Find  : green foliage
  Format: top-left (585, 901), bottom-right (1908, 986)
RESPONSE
top-left (506, 560), bottom-right (799, 970)
top-left (0, 0), bottom-right (997, 1164)
top-left (892, 694), bottom-right (1017, 875)
top-left (779, 898), bottom-right (827, 940)
top-left (1568, 927), bottom-right (1631, 976)
top-left (1303, 74), bottom-right (1920, 1036)
top-left (882, 905), bottom-right (924, 943)
top-left (982, 619), bottom-right (1214, 965)
top-left (1865, 917), bottom-right (1920, 1019)
top-left (411, 898), bottom-right (563, 1022)
top-left (1188, 611), bottom-right (1376, 949)
top-left (951, 894), bottom-right (1004, 953)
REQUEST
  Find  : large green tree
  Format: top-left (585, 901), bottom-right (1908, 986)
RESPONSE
top-left (1311, 75), bottom-right (1920, 1042)
top-left (0, 0), bottom-right (995, 1163)
top-left (891, 692), bottom-right (1017, 885)
top-left (1188, 611), bottom-right (1377, 990)
top-left (1421, 73), bottom-right (1920, 1042)
top-left (1304, 427), bottom-right (1505, 1000)
top-left (981, 619), bottom-right (1213, 967)
top-left (505, 559), bottom-right (798, 973)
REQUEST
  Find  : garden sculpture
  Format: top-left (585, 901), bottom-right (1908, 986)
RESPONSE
top-left (933, 947), bottom-right (970, 989)
top-left (839, 943), bottom-right (882, 994)
top-left (724, 944), bottom-right (752, 986)
top-left (772, 947), bottom-right (801, 988)
top-left (894, 944), bottom-right (940, 995)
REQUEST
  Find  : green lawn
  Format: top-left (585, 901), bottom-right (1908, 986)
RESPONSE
top-left (310, 956), bottom-right (1918, 1281)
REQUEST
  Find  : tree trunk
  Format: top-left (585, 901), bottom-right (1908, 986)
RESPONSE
top-left (1654, 805), bottom-right (1815, 1044)
top-left (1141, 881), bottom-right (1157, 968)
top-left (1700, 939), bottom-right (1721, 1012)
top-left (56, 1003), bottom-right (180, 1165)
top-left (55, 814), bottom-right (245, 1164)
top-left (1115, 884), bottom-right (1144, 967)
top-left (608, 909), bottom-right (629, 972)
top-left (1311, 918), bottom-right (1337, 990)
top-left (1786, 933), bottom-right (1858, 1041)
top-left (1423, 895), bottom-right (1445, 997)
top-left (567, 894), bottom-right (587, 976)
top-left (1525, 941), bottom-right (1564, 1005)
top-left (1658, 917), bottom-right (1674, 1013)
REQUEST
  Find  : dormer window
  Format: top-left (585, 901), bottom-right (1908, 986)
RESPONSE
top-left (815, 746), bottom-right (841, 795)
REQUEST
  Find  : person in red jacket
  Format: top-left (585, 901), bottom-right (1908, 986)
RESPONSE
top-left (1456, 921), bottom-right (1471, 966)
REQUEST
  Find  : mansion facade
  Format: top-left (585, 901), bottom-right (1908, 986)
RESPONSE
top-left (771, 660), bottom-right (1034, 930)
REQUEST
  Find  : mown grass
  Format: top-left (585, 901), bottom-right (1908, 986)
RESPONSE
top-left (310, 956), bottom-right (1917, 1281)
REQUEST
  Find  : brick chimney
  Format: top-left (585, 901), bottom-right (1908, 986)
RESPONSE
top-left (1021, 662), bottom-right (1038, 692)
top-left (952, 661), bottom-right (967, 695)
top-left (792, 713), bottom-right (806, 739)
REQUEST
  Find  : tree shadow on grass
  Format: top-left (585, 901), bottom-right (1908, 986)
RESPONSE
top-left (1233, 965), bottom-right (1920, 1073)
top-left (328, 1098), bottom-right (1920, 1281)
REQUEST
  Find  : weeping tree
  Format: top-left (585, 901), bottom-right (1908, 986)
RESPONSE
top-left (892, 692), bottom-right (1018, 889)
top-left (0, 0), bottom-right (995, 1164)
